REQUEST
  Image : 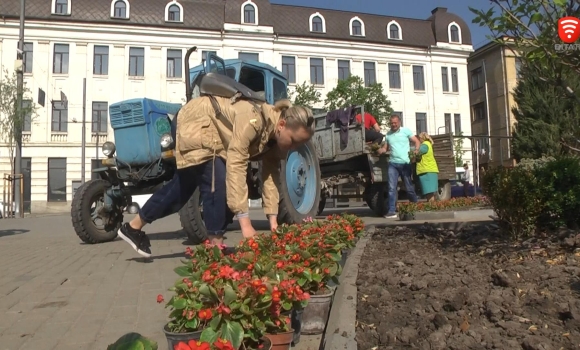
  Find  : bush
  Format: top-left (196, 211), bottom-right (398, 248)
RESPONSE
top-left (483, 156), bottom-right (580, 238)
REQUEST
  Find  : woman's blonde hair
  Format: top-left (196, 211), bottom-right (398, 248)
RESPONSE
top-left (274, 99), bottom-right (315, 134)
top-left (418, 132), bottom-right (434, 144)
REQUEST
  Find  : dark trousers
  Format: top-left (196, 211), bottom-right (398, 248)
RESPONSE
top-left (139, 158), bottom-right (230, 236)
top-left (365, 129), bottom-right (384, 144)
top-left (385, 163), bottom-right (418, 214)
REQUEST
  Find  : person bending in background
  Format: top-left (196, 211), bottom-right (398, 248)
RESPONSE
top-left (416, 132), bottom-right (439, 202)
top-left (355, 111), bottom-right (384, 144)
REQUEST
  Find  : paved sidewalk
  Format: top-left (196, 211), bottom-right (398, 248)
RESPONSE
top-left (0, 207), bottom-right (491, 350)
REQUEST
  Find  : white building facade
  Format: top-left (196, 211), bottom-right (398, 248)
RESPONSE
top-left (0, 0), bottom-right (473, 212)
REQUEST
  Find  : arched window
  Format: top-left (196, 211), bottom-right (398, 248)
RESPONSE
top-left (111, 0), bottom-right (129, 19)
top-left (449, 23), bottom-right (461, 43)
top-left (312, 16), bottom-right (323, 32)
top-left (387, 21), bottom-right (401, 40)
top-left (244, 4), bottom-right (256, 24)
top-left (309, 12), bottom-right (326, 33)
top-left (53, 0), bottom-right (70, 15)
top-left (165, 1), bottom-right (183, 22)
top-left (349, 17), bottom-right (365, 36)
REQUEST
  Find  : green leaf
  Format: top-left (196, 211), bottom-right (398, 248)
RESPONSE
top-left (173, 266), bottom-right (190, 277)
top-left (209, 313), bottom-right (222, 330)
top-left (200, 327), bottom-right (219, 344)
top-left (297, 278), bottom-right (307, 286)
top-left (329, 262), bottom-right (339, 277)
top-left (240, 304), bottom-right (253, 315)
top-left (553, 0), bottom-right (567, 7)
top-left (199, 284), bottom-right (211, 297)
top-left (302, 270), bottom-right (312, 281)
top-left (185, 318), bottom-right (199, 330)
top-left (312, 273), bottom-right (322, 282)
top-left (224, 285), bottom-right (237, 306)
top-left (281, 300), bottom-right (292, 311)
top-left (208, 286), bottom-right (219, 301)
top-left (173, 298), bottom-right (187, 310)
top-left (221, 320), bottom-right (245, 349)
top-left (529, 13), bottom-right (542, 24)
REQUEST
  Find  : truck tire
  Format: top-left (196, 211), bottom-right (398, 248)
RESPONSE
top-left (179, 187), bottom-right (208, 244)
top-left (364, 183), bottom-right (387, 217)
top-left (435, 181), bottom-right (452, 201)
top-left (278, 140), bottom-right (322, 224)
top-left (71, 179), bottom-right (121, 244)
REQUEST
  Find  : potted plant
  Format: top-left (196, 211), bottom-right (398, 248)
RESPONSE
top-left (397, 202), bottom-right (418, 221)
top-left (107, 333), bottom-right (158, 350)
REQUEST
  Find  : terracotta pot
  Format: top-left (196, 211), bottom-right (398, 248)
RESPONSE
top-left (399, 213), bottom-right (415, 221)
top-left (301, 288), bottom-right (334, 335)
top-left (244, 337), bottom-right (273, 350)
top-left (162, 323), bottom-right (202, 350)
top-left (264, 329), bottom-right (294, 350)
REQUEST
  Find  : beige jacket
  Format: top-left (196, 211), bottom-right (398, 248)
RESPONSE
top-left (175, 95), bottom-right (282, 216)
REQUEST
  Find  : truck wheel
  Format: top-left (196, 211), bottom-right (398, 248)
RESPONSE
top-left (71, 179), bottom-right (121, 244)
top-left (317, 196), bottom-right (326, 216)
top-left (435, 181), bottom-right (452, 201)
top-left (363, 183), bottom-right (387, 217)
top-left (278, 140), bottom-right (321, 224)
top-left (179, 187), bottom-right (208, 244)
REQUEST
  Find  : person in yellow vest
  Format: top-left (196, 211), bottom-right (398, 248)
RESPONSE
top-left (416, 132), bottom-right (439, 202)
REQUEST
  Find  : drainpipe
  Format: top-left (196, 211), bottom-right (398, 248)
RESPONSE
top-left (482, 59), bottom-right (492, 161)
top-left (429, 47), bottom-right (436, 133)
top-left (500, 48), bottom-right (511, 163)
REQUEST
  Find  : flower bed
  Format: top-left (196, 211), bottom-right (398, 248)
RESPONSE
top-left (158, 214), bottom-right (365, 350)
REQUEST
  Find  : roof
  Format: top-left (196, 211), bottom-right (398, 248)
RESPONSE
top-left (0, 0), bottom-right (472, 47)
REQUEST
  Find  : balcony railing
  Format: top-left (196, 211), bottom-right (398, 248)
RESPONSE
top-left (91, 133), bottom-right (108, 144)
top-left (51, 133), bottom-right (68, 142)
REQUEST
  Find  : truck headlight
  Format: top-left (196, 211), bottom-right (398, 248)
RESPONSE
top-left (102, 141), bottom-right (116, 158)
top-left (160, 133), bottom-right (173, 149)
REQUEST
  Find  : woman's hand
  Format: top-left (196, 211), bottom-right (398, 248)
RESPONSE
top-left (268, 215), bottom-right (278, 232)
top-left (239, 216), bottom-right (257, 239)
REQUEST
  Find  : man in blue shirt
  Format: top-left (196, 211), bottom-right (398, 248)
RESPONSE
top-left (377, 115), bottom-right (421, 218)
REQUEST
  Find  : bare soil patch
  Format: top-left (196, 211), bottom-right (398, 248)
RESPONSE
top-left (355, 224), bottom-right (580, 349)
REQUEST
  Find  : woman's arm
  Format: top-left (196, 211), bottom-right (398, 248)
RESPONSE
top-left (419, 144), bottom-right (429, 155)
top-left (261, 149), bottom-right (281, 217)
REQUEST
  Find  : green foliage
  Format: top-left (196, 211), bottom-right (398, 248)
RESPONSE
top-left (453, 132), bottom-right (466, 166)
top-left (324, 75), bottom-right (393, 125)
top-left (107, 333), bottom-right (158, 350)
top-left (510, 63), bottom-right (580, 160)
top-left (483, 156), bottom-right (580, 238)
top-left (289, 81), bottom-right (321, 110)
top-left (0, 68), bottom-right (38, 174)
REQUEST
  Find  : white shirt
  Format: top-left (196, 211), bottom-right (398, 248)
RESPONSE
top-left (463, 169), bottom-right (471, 183)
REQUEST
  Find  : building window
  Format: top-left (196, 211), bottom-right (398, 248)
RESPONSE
top-left (363, 62), bottom-right (376, 86)
top-left (92, 102), bottom-right (108, 134)
top-left (112, 0), bottom-right (128, 19)
top-left (449, 23), bottom-right (461, 43)
top-left (91, 159), bottom-right (101, 181)
top-left (351, 19), bottom-right (363, 36)
top-left (51, 101), bottom-right (68, 132)
top-left (167, 49), bottom-right (182, 78)
top-left (129, 47), bottom-right (145, 77)
top-left (243, 3), bottom-right (256, 24)
top-left (167, 3), bottom-right (181, 22)
top-left (454, 114), bottom-right (461, 134)
top-left (515, 57), bottom-right (522, 80)
top-left (444, 113), bottom-right (451, 133)
top-left (451, 67), bottom-right (459, 92)
top-left (93, 45), bottom-right (109, 75)
top-left (441, 67), bottom-right (449, 92)
top-left (22, 100), bottom-right (32, 132)
top-left (23, 42), bottom-right (33, 73)
top-left (310, 58), bottom-right (324, 85)
top-left (53, 0), bottom-right (69, 15)
top-left (281, 56), bottom-right (296, 84)
top-left (388, 63), bottom-right (401, 89)
top-left (48, 158), bottom-right (67, 202)
top-left (471, 67), bottom-right (484, 91)
top-left (412, 65), bottom-right (425, 91)
top-left (472, 102), bottom-right (486, 121)
top-left (53, 44), bottom-right (69, 74)
top-left (202, 50), bottom-right (217, 61)
top-left (387, 22), bottom-right (401, 40)
top-left (238, 52), bottom-right (259, 61)
top-left (311, 15), bottom-right (324, 32)
top-left (415, 113), bottom-right (427, 134)
top-left (338, 60), bottom-right (350, 81)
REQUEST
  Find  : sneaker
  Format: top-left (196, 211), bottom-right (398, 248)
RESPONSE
top-left (383, 213), bottom-right (398, 219)
top-left (117, 223), bottom-right (152, 258)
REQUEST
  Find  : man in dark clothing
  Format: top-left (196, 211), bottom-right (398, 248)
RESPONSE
top-left (355, 112), bottom-right (384, 144)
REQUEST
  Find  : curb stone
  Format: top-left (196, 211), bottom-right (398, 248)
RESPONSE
top-left (321, 227), bottom-right (373, 350)
top-left (415, 208), bottom-right (494, 221)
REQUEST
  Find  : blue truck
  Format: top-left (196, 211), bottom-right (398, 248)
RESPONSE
top-left (70, 47), bottom-right (455, 245)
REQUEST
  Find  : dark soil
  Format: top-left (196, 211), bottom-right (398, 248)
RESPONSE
top-left (355, 223), bottom-right (580, 350)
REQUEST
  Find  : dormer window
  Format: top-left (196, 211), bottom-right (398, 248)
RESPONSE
top-left (165, 1), bottom-right (183, 23)
top-left (387, 21), bottom-right (402, 40)
top-left (52, 0), bottom-right (70, 15)
top-left (111, 0), bottom-right (130, 19)
top-left (241, 1), bottom-right (258, 25)
top-left (448, 22), bottom-right (461, 43)
top-left (349, 16), bottom-right (365, 37)
top-left (309, 12), bottom-right (326, 33)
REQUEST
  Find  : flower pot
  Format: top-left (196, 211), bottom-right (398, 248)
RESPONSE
top-left (290, 308), bottom-right (303, 345)
top-left (340, 249), bottom-right (349, 268)
top-left (301, 289), bottom-right (334, 335)
top-left (162, 324), bottom-right (202, 350)
top-left (265, 329), bottom-right (294, 350)
top-left (399, 213), bottom-right (415, 221)
top-left (245, 337), bottom-right (273, 350)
